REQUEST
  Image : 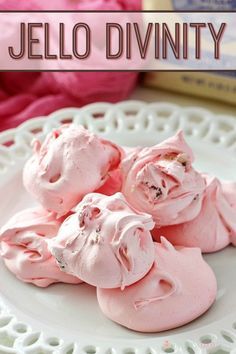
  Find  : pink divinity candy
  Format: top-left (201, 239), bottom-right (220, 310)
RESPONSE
top-left (0, 207), bottom-right (81, 287)
top-left (153, 176), bottom-right (236, 253)
top-left (97, 238), bottom-right (217, 332)
top-left (49, 193), bottom-right (155, 289)
top-left (121, 131), bottom-right (206, 227)
top-left (23, 124), bottom-right (123, 217)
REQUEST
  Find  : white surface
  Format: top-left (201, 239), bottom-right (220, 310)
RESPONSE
top-left (0, 101), bottom-right (236, 354)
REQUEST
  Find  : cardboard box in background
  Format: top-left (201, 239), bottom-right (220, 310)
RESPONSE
top-left (144, 72), bottom-right (236, 106)
top-left (143, 0), bottom-right (236, 106)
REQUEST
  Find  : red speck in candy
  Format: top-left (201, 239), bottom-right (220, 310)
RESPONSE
top-left (53, 130), bottom-right (60, 139)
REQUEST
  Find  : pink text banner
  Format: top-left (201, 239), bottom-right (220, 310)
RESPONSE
top-left (0, 11), bottom-right (235, 71)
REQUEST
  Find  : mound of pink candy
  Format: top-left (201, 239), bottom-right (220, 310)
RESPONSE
top-left (1, 123), bottom-right (236, 333)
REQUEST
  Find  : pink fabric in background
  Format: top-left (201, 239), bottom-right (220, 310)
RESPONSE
top-left (0, 0), bottom-right (142, 132)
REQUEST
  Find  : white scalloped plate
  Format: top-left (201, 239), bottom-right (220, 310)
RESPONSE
top-left (0, 101), bottom-right (236, 354)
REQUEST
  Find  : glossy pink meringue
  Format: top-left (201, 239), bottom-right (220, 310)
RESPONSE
top-left (96, 169), bottom-right (122, 196)
top-left (97, 238), bottom-right (217, 332)
top-left (222, 181), bottom-right (236, 208)
top-left (222, 181), bottom-right (236, 246)
top-left (0, 207), bottom-right (81, 287)
top-left (153, 176), bottom-right (236, 252)
top-left (23, 124), bottom-right (123, 216)
top-left (50, 192), bottom-right (155, 289)
top-left (95, 147), bottom-right (141, 196)
top-left (121, 131), bottom-right (206, 227)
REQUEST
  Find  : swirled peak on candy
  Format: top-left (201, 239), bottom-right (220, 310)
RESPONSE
top-left (0, 207), bottom-right (81, 287)
top-left (153, 175), bottom-right (236, 252)
top-left (97, 238), bottom-right (217, 332)
top-left (121, 131), bottom-right (206, 227)
top-left (49, 192), bottom-right (155, 289)
top-left (23, 124), bottom-right (123, 217)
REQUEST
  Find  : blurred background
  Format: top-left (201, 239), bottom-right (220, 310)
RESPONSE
top-left (0, 0), bottom-right (235, 132)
